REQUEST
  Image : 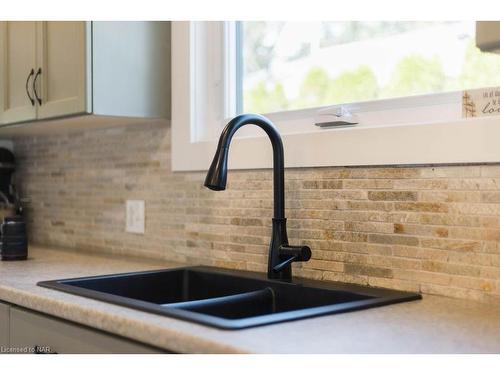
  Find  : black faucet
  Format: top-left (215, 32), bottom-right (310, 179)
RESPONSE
top-left (204, 113), bottom-right (311, 281)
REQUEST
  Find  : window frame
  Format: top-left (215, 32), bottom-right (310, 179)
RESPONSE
top-left (171, 21), bottom-right (500, 172)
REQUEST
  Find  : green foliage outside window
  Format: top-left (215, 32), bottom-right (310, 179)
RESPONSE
top-left (243, 40), bottom-right (500, 114)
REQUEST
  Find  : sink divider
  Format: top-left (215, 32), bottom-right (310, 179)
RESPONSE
top-left (161, 287), bottom-right (276, 313)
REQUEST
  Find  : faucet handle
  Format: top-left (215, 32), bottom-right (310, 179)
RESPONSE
top-left (273, 245), bottom-right (311, 273)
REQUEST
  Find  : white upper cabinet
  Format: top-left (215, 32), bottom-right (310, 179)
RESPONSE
top-left (92, 22), bottom-right (170, 119)
top-left (35, 22), bottom-right (88, 120)
top-left (0, 22), bottom-right (38, 124)
top-left (0, 21), bottom-right (170, 130)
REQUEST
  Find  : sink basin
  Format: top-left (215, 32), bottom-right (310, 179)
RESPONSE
top-left (38, 266), bottom-right (421, 329)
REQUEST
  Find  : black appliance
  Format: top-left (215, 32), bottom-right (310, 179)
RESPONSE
top-left (0, 148), bottom-right (28, 261)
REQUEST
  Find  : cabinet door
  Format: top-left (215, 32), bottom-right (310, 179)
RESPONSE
top-left (0, 22), bottom-right (37, 125)
top-left (0, 302), bottom-right (9, 347)
top-left (35, 21), bottom-right (90, 119)
top-left (10, 307), bottom-right (165, 354)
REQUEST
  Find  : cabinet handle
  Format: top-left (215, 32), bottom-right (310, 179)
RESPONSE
top-left (33, 67), bottom-right (42, 105)
top-left (25, 69), bottom-right (35, 106)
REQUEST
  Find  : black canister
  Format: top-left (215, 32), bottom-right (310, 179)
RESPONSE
top-left (0, 216), bottom-right (28, 261)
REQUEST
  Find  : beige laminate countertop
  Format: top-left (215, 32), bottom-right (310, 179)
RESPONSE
top-left (0, 246), bottom-right (499, 353)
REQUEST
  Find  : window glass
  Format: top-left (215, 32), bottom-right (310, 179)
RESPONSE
top-left (240, 21), bottom-right (500, 114)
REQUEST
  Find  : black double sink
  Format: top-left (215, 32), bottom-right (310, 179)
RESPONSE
top-left (38, 266), bottom-right (421, 329)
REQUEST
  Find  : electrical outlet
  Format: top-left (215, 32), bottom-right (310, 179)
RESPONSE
top-left (126, 200), bottom-right (145, 234)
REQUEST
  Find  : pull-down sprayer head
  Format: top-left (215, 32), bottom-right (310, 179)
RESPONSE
top-left (204, 146), bottom-right (229, 191)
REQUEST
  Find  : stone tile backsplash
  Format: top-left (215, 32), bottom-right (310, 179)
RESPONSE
top-left (11, 120), bottom-right (500, 305)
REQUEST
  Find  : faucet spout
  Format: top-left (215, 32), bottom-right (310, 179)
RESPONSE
top-left (204, 113), bottom-right (285, 219)
top-left (204, 113), bottom-right (310, 281)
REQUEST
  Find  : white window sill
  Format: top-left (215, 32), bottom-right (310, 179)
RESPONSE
top-left (172, 115), bottom-right (500, 171)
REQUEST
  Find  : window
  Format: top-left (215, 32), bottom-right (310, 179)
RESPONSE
top-left (171, 21), bottom-right (500, 171)
top-left (239, 22), bottom-right (500, 114)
